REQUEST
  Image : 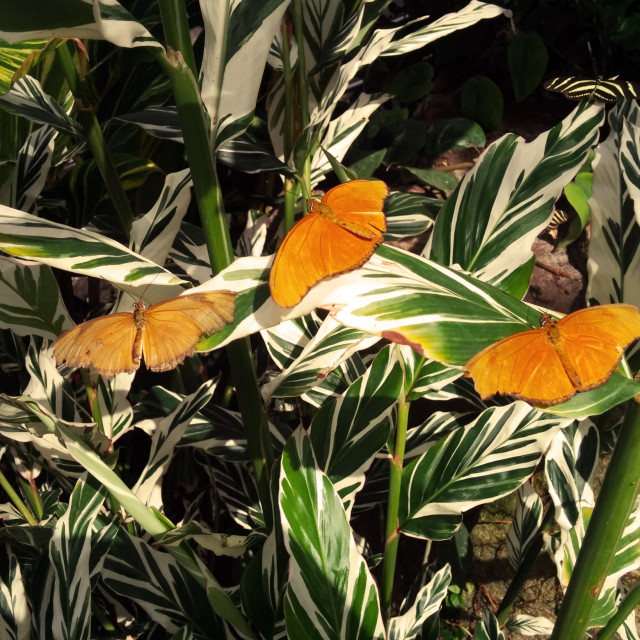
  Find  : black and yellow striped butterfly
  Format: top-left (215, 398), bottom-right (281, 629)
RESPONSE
top-left (544, 76), bottom-right (640, 102)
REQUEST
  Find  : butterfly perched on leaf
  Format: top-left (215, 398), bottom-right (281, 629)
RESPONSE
top-left (269, 179), bottom-right (389, 308)
top-left (53, 290), bottom-right (236, 376)
top-left (543, 76), bottom-right (640, 102)
top-left (464, 304), bottom-right (640, 407)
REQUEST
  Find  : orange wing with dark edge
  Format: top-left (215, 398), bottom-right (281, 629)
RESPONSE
top-left (142, 291), bottom-right (236, 371)
top-left (53, 290), bottom-right (236, 376)
top-left (465, 304), bottom-right (640, 406)
top-left (53, 313), bottom-right (141, 375)
top-left (554, 304), bottom-right (640, 391)
top-left (464, 328), bottom-right (577, 406)
top-left (269, 179), bottom-right (388, 308)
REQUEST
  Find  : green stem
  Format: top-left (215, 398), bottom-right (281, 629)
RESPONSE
top-left (156, 1), bottom-right (273, 517)
top-left (549, 401), bottom-right (640, 640)
top-left (496, 507), bottom-right (555, 624)
top-left (56, 43), bottom-right (134, 235)
top-left (0, 467), bottom-right (37, 526)
top-left (381, 394), bottom-right (410, 623)
top-left (596, 580), bottom-right (640, 640)
top-left (291, 0), bottom-right (312, 188)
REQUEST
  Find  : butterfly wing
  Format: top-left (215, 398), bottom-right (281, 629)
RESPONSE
top-left (53, 313), bottom-right (140, 375)
top-left (269, 180), bottom-right (388, 308)
top-left (322, 179), bottom-right (388, 235)
top-left (556, 304), bottom-right (640, 390)
top-left (142, 290), bottom-right (236, 371)
top-left (465, 328), bottom-right (577, 406)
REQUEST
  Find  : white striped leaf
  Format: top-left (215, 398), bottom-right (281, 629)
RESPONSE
top-left (199, 0), bottom-right (289, 146)
top-left (131, 379), bottom-right (217, 508)
top-left (545, 421), bottom-right (598, 530)
top-left (0, 543), bottom-right (30, 640)
top-left (506, 483), bottom-right (543, 571)
top-left (309, 345), bottom-right (403, 512)
top-left (426, 102), bottom-right (604, 288)
top-left (262, 315), bottom-right (376, 400)
top-left (399, 403), bottom-right (569, 540)
top-left (101, 527), bottom-right (226, 638)
top-left (0, 204), bottom-right (188, 295)
top-left (46, 476), bottom-right (106, 640)
top-left (388, 565), bottom-right (451, 640)
top-left (588, 101), bottom-right (640, 307)
top-left (504, 615), bottom-right (554, 636)
top-left (130, 168), bottom-right (193, 265)
top-left (381, 1), bottom-right (512, 57)
top-left (0, 124), bottom-right (55, 213)
top-left (0, 77), bottom-right (79, 137)
top-left (476, 611), bottom-right (506, 640)
top-left (279, 428), bottom-right (385, 640)
top-left (384, 191), bottom-right (440, 241)
top-left (0, 258), bottom-right (68, 340)
top-left (0, 1), bottom-right (161, 49)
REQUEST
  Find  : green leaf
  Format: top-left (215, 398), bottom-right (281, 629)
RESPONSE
top-left (507, 32), bottom-right (548, 102)
top-left (279, 429), bottom-right (385, 640)
top-left (425, 117), bottom-right (486, 157)
top-left (460, 75), bottom-right (503, 131)
top-left (384, 190), bottom-right (440, 240)
top-left (402, 166), bottom-right (458, 191)
top-left (386, 61), bottom-right (434, 103)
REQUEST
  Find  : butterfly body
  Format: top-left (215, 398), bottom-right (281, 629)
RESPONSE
top-left (544, 76), bottom-right (640, 102)
top-left (53, 290), bottom-right (236, 376)
top-left (465, 304), bottom-right (640, 406)
top-left (269, 179), bottom-right (388, 308)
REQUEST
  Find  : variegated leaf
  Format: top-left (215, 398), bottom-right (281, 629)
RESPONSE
top-left (0, 76), bottom-right (79, 137)
top-left (0, 124), bottom-right (55, 213)
top-left (131, 379), bottom-right (217, 508)
top-left (0, 543), bottom-right (30, 640)
top-left (262, 314), bottom-right (376, 400)
top-left (388, 565), bottom-right (451, 640)
top-left (588, 101), bottom-right (640, 307)
top-left (426, 101), bottom-right (604, 289)
top-left (0, 1), bottom-right (161, 49)
top-left (46, 476), bottom-right (106, 640)
top-left (476, 611), bottom-right (506, 640)
top-left (0, 258), bottom-right (68, 339)
top-left (101, 527), bottom-right (226, 637)
top-left (199, 0), bottom-right (289, 145)
top-left (506, 483), bottom-right (543, 571)
top-left (382, 1), bottom-right (512, 57)
top-left (309, 345), bottom-right (402, 512)
top-left (130, 168), bottom-right (193, 266)
top-left (545, 421), bottom-right (598, 531)
top-left (504, 614), bottom-right (554, 636)
top-left (279, 428), bottom-right (385, 640)
top-left (399, 403), bottom-right (569, 540)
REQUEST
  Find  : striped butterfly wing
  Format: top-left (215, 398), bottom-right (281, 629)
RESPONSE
top-left (544, 76), bottom-right (640, 102)
top-left (142, 291), bottom-right (236, 371)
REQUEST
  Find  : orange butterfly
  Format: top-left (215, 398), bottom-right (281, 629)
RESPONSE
top-left (269, 179), bottom-right (388, 308)
top-left (465, 304), bottom-right (640, 406)
top-left (53, 290), bottom-right (236, 376)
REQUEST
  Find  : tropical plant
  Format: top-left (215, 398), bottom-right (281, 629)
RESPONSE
top-left (0, 2), bottom-right (640, 640)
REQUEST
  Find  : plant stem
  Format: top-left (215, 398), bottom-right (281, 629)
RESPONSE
top-left (381, 394), bottom-right (410, 623)
top-left (596, 580), bottom-right (640, 640)
top-left (0, 467), bottom-right (37, 525)
top-left (156, 0), bottom-right (273, 517)
top-left (549, 401), bottom-right (640, 640)
top-left (56, 43), bottom-right (134, 235)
